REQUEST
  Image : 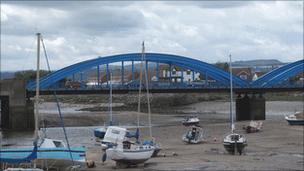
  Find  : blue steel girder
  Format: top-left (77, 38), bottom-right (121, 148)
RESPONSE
top-left (261, 62), bottom-right (304, 88)
top-left (27, 53), bottom-right (248, 89)
top-left (252, 59), bottom-right (304, 86)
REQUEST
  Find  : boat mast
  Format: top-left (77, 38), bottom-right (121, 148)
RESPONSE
top-left (35, 33), bottom-right (41, 139)
top-left (34, 32), bottom-right (41, 168)
top-left (109, 72), bottom-right (113, 126)
top-left (137, 43), bottom-right (144, 128)
top-left (142, 42), bottom-right (153, 138)
top-left (229, 54), bottom-right (235, 133)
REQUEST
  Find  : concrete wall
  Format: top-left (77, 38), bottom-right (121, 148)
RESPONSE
top-left (0, 79), bottom-right (35, 130)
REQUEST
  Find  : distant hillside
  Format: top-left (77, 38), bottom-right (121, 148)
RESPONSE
top-left (232, 59), bottom-right (284, 67)
top-left (0, 72), bottom-right (15, 80)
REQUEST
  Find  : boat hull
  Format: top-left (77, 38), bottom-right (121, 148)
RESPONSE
top-left (0, 147), bottom-right (86, 164)
top-left (223, 142), bottom-right (247, 155)
top-left (106, 148), bottom-right (154, 165)
top-left (285, 119), bottom-right (304, 125)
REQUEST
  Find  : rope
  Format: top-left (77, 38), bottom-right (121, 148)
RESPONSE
top-left (41, 36), bottom-right (75, 165)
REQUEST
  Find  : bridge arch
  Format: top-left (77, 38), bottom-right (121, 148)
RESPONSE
top-left (251, 59), bottom-right (304, 87)
top-left (27, 53), bottom-right (249, 89)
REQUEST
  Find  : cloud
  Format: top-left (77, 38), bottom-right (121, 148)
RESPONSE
top-left (0, 1), bottom-right (303, 71)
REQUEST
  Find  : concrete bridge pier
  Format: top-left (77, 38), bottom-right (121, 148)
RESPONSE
top-left (236, 93), bottom-right (266, 121)
top-left (0, 79), bottom-right (35, 130)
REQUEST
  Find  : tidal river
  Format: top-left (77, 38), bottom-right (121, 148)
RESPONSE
top-left (1, 100), bottom-right (303, 148)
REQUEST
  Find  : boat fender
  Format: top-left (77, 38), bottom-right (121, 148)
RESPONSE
top-left (86, 160), bottom-right (95, 168)
top-left (102, 152), bottom-right (107, 163)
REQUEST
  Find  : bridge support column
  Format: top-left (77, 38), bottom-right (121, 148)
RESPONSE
top-left (106, 63), bottom-right (109, 87)
top-left (156, 62), bottom-right (159, 81)
top-left (169, 64), bottom-right (172, 83)
top-left (121, 61), bottom-right (124, 85)
top-left (0, 79), bottom-right (35, 130)
top-left (97, 65), bottom-right (100, 87)
top-left (181, 68), bottom-right (184, 83)
top-left (132, 61), bottom-right (134, 81)
top-left (205, 72), bottom-right (208, 86)
top-left (192, 71), bottom-right (195, 81)
top-left (145, 61), bottom-right (148, 83)
top-left (236, 93), bottom-right (265, 121)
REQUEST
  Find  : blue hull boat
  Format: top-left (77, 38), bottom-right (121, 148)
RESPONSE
top-left (285, 118), bottom-right (304, 125)
top-left (0, 147), bottom-right (86, 163)
top-left (285, 114), bottom-right (304, 126)
top-left (94, 127), bottom-right (107, 139)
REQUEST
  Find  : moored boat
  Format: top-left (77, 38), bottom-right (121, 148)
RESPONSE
top-left (182, 116), bottom-right (200, 126)
top-left (243, 120), bottom-right (263, 133)
top-left (222, 54), bottom-right (247, 155)
top-left (223, 133), bottom-right (247, 155)
top-left (285, 112), bottom-right (304, 125)
top-left (103, 126), bottom-right (155, 165)
top-left (182, 126), bottom-right (204, 144)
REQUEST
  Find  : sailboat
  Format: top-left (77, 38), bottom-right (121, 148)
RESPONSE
top-left (223, 54), bottom-right (247, 155)
top-left (103, 42), bottom-right (157, 166)
top-left (1, 33), bottom-right (86, 170)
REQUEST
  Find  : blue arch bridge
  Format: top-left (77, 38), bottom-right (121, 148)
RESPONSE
top-left (26, 53), bottom-right (303, 94)
top-left (1, 53), bottom-right (303, 130)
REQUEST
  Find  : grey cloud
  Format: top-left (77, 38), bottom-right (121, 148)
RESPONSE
top-left (3, 1), bottom-right (134, 9)
top-left (164, 1), bottom-right (252, 8)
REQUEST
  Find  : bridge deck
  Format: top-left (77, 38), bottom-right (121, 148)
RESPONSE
top-left (26, 87), bottom-right (303, 97)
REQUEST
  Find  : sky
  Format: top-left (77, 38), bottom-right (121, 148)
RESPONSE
top-left (1, 1), bottom-right (303, 71)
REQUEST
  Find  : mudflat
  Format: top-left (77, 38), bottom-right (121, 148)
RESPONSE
top-left (80, 114), bottom-right (303, 170)
top-left (37, 100), bottom-right (303, 170)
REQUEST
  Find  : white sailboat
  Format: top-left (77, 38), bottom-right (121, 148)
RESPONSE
top-left (103, 42), bottom-right (157, 166)
top-left (223, 54), bottom-right (247, 155)
top-left (103, 126), bottom-right (154, 166)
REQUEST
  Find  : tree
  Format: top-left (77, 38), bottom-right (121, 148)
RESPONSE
top-left (215, 62), bottom-right (229, 72)
top-left (14, 70), bottom-right (50, 82)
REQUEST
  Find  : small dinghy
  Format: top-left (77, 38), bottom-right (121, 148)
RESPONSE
top-left (243, 120), bottom-right (263, 133)
top-left (182, 116), bottom-right (200, 126)
top-left (103, 126), bottom-right (155, 166)
top-left (223, 133), bottom-right (247, 155)
top-left (182, 126), bottom-right (204, 144)
top-left (285, 112), bottom-right (304, 125)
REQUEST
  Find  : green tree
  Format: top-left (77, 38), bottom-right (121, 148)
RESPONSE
top-left (14, 70), bottom-right (50, 81)
top-left (215, 62), bottom-right (229, 72)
